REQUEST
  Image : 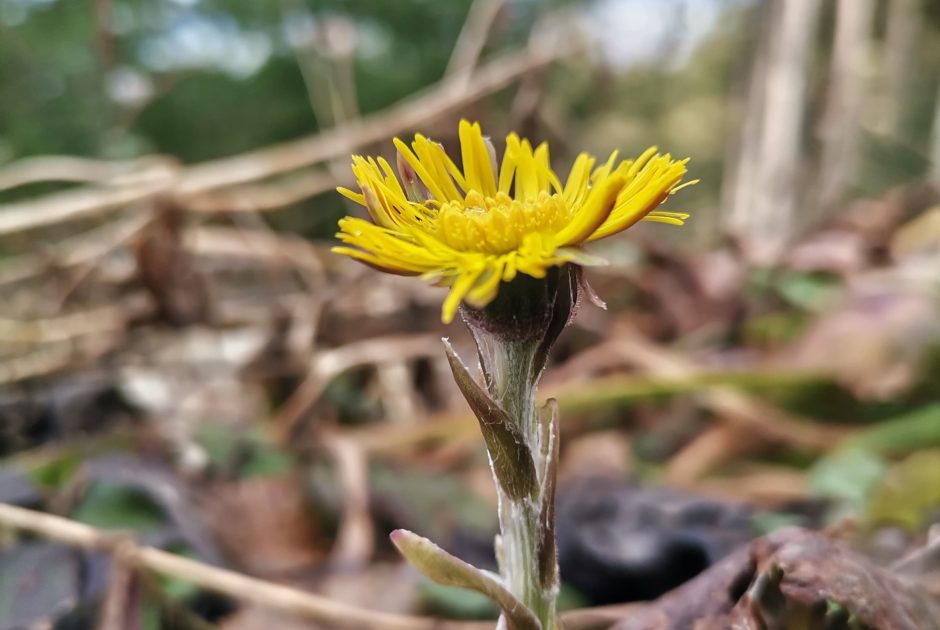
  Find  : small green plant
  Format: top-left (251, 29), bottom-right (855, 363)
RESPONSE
top-left (333, 120), bottom-right (692, 628)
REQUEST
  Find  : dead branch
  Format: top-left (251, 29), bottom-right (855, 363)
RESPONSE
top-left (0, 502), bottom-right (640, 630)
top-left (0, 36), bottom-right (579, 237)
top-left (184, 171), bottom-right (345, 214)
top-left (0, 211), bottom-right (150, 285)
top-left (173, 35), bottom-right (577, 196)
top-left (322, 433), bottom-right (375, 571)
top-left (0, 156), bottom-right (176, 192)
top-left (0, 503), bottom-right (472, 629)
top-left (0, 305), bottom-right (129, 344)
top-left (186, 226), bottom-right (327, 277)
top-left (0, 170), bottom-right (175, 237)
top-left (0, 336), bottom-right (121, 385)
top-left (446, 0), bottom-right (505, 86)
top-left (275, 334), bottom-right (443, 442)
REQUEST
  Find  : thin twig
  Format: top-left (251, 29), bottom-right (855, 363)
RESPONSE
top-left (322, 433), bottom-right (374, 571)
top-left (0, 503), bottom-right (470, 629)
top-left (0, 210), bottom-right (150, 285)
top-left (446, 0), bottom-right (505, 86)
top-left (0, 305), bottom-right (130, 344)
top-left (349, 368), bottom-right (835, 458)
top-left (274, 334), bottom-right (443, 442)
top-left (0, 337), bottom-right (120, 385)
top-left (664, 424), bottom-right (756, 485)
top-left (0, 503), bottom-right (636, 629)
top-left (173, 37), bottom-right (576, 196)
top-left (0, 156), bottom-right (175, 192)
top-left (186, 226), bottom-right (327, 278)
top-left (184, 171), bottom-right (344, 214)
top-left (0, 171), bottom-right (175, 236)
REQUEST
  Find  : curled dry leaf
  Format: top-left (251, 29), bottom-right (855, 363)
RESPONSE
top-left (615, 527), bottom-right (940, 630)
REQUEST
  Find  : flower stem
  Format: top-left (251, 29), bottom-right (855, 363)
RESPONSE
top-left (497, 492), bottom-right (556, 628)
top-left (479, 337), bottom-right (559, 629)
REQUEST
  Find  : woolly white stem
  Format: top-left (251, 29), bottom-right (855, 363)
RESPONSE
top-left (482, 338), bottom-right (558, 629)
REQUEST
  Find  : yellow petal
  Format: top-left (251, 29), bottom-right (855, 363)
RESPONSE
top-left (555, 174), bottom-right (625, 246)
top-left (459, 120), bottom-right (497, 197)
top-left (441, 267), bottom-right (483, 323)
top-left (466, 260), bottom-right (505, 307)
top-left (334, 123), bottom-right (694, 324)
top-left (337, 186), bottom-right (365, 206)
top-left (563, 153), bottom-right (595, 207)
top-left (393, 138), bottom-right (450, 202)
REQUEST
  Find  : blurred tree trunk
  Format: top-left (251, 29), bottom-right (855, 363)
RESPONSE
top-left (873, 0), bottom-right (921, 138)
top-left (814, 0), bottom-right (876, 215)
top-left (930, 83), bottom-right (940, 187)
top-left (722, 0), bottom-right (823, 263)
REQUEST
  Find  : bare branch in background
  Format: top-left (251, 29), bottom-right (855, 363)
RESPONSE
top-left (91, 0), bottom-right (116, 73)
top-left (185, 171), bottom-right (345, 214)
top-left (0, 305), bottom-right (129, 344)
top-left (0, 167), bottom-right (176, 236)
top-left (173, 36), bottom-right (576, 197)
top-left (0, 211), bottom-right (149, 285)
top-left (600, 329), bottom-right (850, 452)
top-left (274, 334), bottom-right (444, 442)
top-left (0, 503), bottom-right (641, 629)
top-left (323, 433), bottom-right (375, 571)
top-left (283, 4), bottom-right (361, 129)
top-left (0, 156), bottom-right (175, 192)
top-left (0, 336), bottom-right (119, 384)
top-left (0, 503), bottom-right (475, 630)
top-left (446, 0), bottom-right (505, 87)
top-left (0, 35), bottom-right (578, 237)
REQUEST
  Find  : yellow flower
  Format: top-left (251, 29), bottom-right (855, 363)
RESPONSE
top-left (333, 120), bottom-right (693, 323)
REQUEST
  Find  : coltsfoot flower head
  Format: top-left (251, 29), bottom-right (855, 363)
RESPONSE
top-left (333, 120), bottom-right (693, 323)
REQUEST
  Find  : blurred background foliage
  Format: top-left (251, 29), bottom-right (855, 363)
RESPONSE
top-left (4, 0), bottom-right (936, 233)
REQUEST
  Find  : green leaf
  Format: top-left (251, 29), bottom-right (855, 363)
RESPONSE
top-left (369, 462), bottom-right (497, 542)
top-left (775, 273), bottom-right (840, 312)
top-left (848, 405), bottom-right (940, 454)
top-left (391, 529), bottom-right (540, 630)
top-left (443, 339), bottom-right (537, 501)
top-left (28, 452), bottom-right (81, 489)
top-left (70, 482), bottom-right (167, 532)
top-left (196, 424), bottom-right (293, 478)
top-left (418, 580), bottom-right (498, 619)
top-left (867, 449), bottom-right (940, 530)
top-left (808, 448), bottom-right (887, 517)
